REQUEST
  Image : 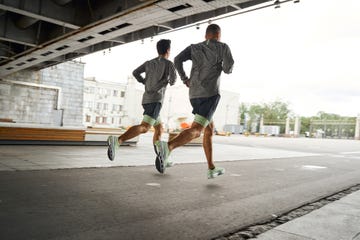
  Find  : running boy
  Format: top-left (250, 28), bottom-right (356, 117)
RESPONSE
top-left (107, 39), bottom-right (176, 161)
top-left (154, 24), bottom-right (234, 178)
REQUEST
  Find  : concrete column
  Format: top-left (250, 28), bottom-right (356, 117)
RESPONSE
top-left (355, 114), bottom-right (360, 140)
top-left (259, 115), bottom-right (264, 134)
top-left (243, 113), bottom-right (248, 132)
top-left (285, 117), bottom-right (290, 135)
top-left (294, 116), bottom-right (301, 137)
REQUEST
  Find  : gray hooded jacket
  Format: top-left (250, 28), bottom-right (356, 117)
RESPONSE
top-left (174, 39), bottom-right (234, 99)
top-left (133, 57), bottom-right (176, 104)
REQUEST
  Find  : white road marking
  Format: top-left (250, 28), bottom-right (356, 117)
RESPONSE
top-left (301, 165), bottom-right (328, 170)
top-left (230, 173), bottom-right (242, 177)
top-left (146, 183), bottom-right (161, 187)
top-left (340, 151), bottom-right (360, 155)
top-left (274, 168), bottom-right (285, 171)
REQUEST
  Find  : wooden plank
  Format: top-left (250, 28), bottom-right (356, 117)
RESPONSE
top-left (0, 127), bottom-right (85, 141)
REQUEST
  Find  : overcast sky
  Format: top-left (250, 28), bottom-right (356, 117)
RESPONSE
top-left (81, 0), bottom-right (360, 117)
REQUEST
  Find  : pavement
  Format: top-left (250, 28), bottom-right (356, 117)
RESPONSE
top-left (252, 190), bottom-right (360, 240)
top-left (0, 134), bottom-right (360, 240)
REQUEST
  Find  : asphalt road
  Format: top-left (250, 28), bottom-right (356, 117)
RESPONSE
top-left (1, 135), bottom-right (360, 240)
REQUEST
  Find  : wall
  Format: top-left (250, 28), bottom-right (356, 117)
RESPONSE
top-left (0, 61), bottom-right (84, 127)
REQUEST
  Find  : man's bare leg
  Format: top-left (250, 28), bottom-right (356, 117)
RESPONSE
top-left (168, 122), bottom-right (204, 151)
top-left (203, 122), bottom-right (215, 170)
top-left (118, 121), bottom-right (151, 145)
top-left (153, 123), bottom-right (164, 144)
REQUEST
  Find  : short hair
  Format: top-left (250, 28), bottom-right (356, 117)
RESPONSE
top-left (157, 39), bottom-right (171, 55)
top-left (206, 24), bottom-right (221, 35)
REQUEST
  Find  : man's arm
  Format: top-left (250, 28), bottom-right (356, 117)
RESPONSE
top-left (174, 46), bottom-right (192, 84)
top-left (168, 62), bottom-right (177, 86)
top-left (132, 62), bottom-right (146, 84)
top-left (222, 44), bottom-right (234, 74)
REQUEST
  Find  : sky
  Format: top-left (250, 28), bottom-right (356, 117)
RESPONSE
top-left (81, 0), bottom-right (360, 117)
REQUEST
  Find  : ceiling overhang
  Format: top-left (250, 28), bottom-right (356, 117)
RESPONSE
top-left (0, 0), bottom-right (282, 78)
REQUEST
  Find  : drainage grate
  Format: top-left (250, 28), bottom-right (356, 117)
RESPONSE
top-left (98, 23), bottom-right (132, 35)
top-left (168, 3), bottom-right (192, 12)
top-left (41, 51), bottom-right (53, 56)
top-left (78, 36), bottom-right (95, 43)
top-left (55, 45), bottom-right (70, 51)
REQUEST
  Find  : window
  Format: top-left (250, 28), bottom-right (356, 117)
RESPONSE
top-left (112, 104), bottom-right (122, 112)
top-left (85, 115), bottom-right (91, 122)
top-left (102, 117), bottom-right (107, 123)
top-left (84, 101), bottom-right (92, 108)
top-left (119, 118), bottom-right (122, 125)
top-left (120, 91), bottom-right (125, 97)
top-left (95, 116), bottom-right (100, 123)
top-left (112, 118), bottom-right (115, 124)
top-left (96, 103), bottom-right (101, 110)
top-left (113, 90), bottom-right (118, 97)
top-left (103, 103), bottom-right (108, 110)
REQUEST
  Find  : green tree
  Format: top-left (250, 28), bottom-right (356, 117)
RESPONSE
top-left (239, 100), bottom-right (292, 133)
top-left (246, 104), bottom-right (263, 132)
top-left (315, 111), bottom-right (341, 120)
top-left (238, 103), bottom-right (248, 124)
top-left (308, 111), bottom-right (356, 138)
top-left (262, 101), bottom-right (292, 121)
top-left (300, 117), bottom-right (311, 134)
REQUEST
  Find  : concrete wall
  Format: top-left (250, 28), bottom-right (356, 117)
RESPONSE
top-left (0, 61), bottom-right (84, 127)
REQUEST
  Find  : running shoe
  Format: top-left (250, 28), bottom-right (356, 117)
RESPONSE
top-left (107, 136), bottom-right (119, 161)
top-left (207, 167), bottom-right (225, 179)
top-left (154, 141), bottom-right (170, 173)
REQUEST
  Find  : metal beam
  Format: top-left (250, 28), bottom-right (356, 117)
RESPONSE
top-left (0, 3), bottom-right (80, 29)
top-left (230, 4), bottom-right (242, 10)
top-left (0, 37), bottom-right (37, 47)
top-left (0, 15), bottom-right (39, 47)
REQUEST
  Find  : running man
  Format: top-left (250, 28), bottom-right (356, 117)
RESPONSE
top-left (107, 39), bottom-right (176, 161)
top-left (154, 24), bottom-right (234, 178)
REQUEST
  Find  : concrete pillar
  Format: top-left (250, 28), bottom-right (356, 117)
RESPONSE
top-left (259, 115), bottom-right (264, 134)
top-left (285, 117), bottom-right (290, 135)
top-left (355, 114), bottom-right (360, 140)
top-left (243, 113), bottom-right (248, 132)
top-left (294, 116), bottom-right (301, 137)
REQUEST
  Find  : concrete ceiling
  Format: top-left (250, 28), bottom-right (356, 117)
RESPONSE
top-left (0, 0), bottom-right (279, 78)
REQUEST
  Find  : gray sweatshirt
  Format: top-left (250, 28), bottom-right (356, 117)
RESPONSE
top-left (174, 39), bottom-right (234, 99)
top-left (133, 57), bottom-right (176, 104)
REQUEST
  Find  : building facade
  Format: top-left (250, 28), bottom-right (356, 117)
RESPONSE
top-left (83, 76), bottom-right (239, 131)
top-left (83, 77), bottom-right (143, 128)
top-left (161, 84), bottom-right (240, 131)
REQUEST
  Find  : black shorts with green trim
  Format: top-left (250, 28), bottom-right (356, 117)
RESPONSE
top-left (190, 94), bottom-right (220, 127)
top-left (142, 102), bottom-right (161, 126)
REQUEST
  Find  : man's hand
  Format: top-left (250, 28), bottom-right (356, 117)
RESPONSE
top-left (184, 79), bottom-right (190, 88)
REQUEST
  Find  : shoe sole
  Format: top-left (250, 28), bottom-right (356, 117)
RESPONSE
top-left (154, 144), bottom-right (165, 174)
top-left (107, 147), bottom-right (114, 161)
top-left (107, 137), bottom-right (115, 161)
